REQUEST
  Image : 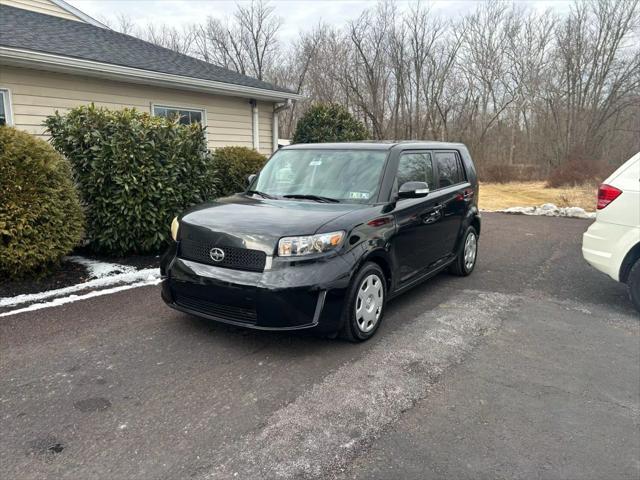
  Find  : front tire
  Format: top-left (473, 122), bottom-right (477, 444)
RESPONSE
top-left (627, 259), bottom-right (640, 313)
top-left (450, 226), bottom-right (478, 276)
top-left (340, 262), bottom-right (386, 342)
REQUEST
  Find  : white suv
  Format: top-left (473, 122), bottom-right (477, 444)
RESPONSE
top-left (582, 152), bottom-right (640, 312)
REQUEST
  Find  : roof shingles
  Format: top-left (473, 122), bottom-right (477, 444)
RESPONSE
top-left (0, 5), bottom-right (293, 95)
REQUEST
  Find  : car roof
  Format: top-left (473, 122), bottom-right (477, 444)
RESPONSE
top-left (281, 141), bottom-right (467, 151)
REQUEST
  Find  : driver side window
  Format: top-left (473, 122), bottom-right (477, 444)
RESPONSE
top-left (396, 152), bottom-right (434, 189)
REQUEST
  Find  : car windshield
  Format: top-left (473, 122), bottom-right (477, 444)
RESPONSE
top-left (251, 149), bottom-right (388, 204)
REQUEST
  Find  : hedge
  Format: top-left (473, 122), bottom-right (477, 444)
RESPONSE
top-left (44, 105), bottom-right (218, 255)
top-left (212, 146), bottom-right (267, 197)
top-left (292, 103), bottom-right (368, 143)
top-left (0, 126), bottom-right (84, 277)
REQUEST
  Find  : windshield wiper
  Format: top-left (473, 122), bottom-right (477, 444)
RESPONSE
top-left (246, 190), bottom-right (278, 200)
top-left (282, 194), bottom-right (340, 203)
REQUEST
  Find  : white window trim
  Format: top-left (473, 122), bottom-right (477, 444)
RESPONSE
top-left (50, 0), bottom-right (109, 28)
top-left (151, 103), bottom-right (207, 127)
top-left (0, 87), bottom-right (14, 126)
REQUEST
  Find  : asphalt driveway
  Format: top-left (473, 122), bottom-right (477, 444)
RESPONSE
top-left (1, 213), bottom-right (638, 479)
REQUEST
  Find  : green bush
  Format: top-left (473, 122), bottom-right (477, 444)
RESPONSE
top-left (212, 146), bottom-right (267, 197)
top-left (0, 126), bottom-right (84, 277)
top-left (44, 104), bottom-right (217, 255)
top-left (292, 103), bottom-right (368, 144)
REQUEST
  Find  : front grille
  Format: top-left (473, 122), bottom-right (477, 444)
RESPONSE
top-left (174, 293), bottom-right (257, 324)
top-left (179, 239), bottom-right (266, 272)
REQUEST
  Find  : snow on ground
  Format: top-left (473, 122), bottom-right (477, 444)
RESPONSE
top-left (0, 268), bottom-right (160, 308)
top-left (490, 203), bottom-right (595, 219)
top-left (0, 278), bottom-right (162, 317)
top-left (66, 256), bottom-right (137, 278)
top-left (0, 256), bottom-right (160, 314)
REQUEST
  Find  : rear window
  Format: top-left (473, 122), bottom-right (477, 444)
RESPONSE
top-left (435, 152), bottom-right (465, 188)
top-left (396, 152), bottom-right (434, 189)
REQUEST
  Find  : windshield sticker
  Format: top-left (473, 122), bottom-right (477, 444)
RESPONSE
top-left (349, 191), bottom-right (370, 199)
top-left (309, 160), bottom-right (322, 166)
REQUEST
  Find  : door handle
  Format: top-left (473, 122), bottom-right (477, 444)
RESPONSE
top-left (456, 190), bottom-right (474, 201)
top-left (422, 206), bottom-right (443, 224)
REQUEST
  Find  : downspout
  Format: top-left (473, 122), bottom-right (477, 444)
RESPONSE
top-left (272, 99), bottom-right (293, 152)
top-left (250, 99), bottom-right (259, 151)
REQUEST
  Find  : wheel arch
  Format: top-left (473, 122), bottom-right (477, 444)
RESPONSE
top-left (453, 210), bottom-right (481, 254)
top-left (620, 242), bottom-right (640, 283)
top-left (471, 214), bottom-right (481, 236)
top-left (360, 249), bottom-right (393, 292)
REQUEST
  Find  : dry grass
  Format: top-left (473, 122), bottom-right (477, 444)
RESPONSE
top-left (479, 182), bottom-right (597, 212)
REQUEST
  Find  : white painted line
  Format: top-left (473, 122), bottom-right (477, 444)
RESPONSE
top-left (0, 278), bottom-right (162, 317)
top-left (0, 268), bottom-right (160, 308)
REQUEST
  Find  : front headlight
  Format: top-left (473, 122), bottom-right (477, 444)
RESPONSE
top-left (170, 216), bottom-right (179, 241)
top-left (278, 231), bottom-right (345, 257)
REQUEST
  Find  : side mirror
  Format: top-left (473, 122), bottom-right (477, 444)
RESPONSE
top-left (398, 181), bottom-right (429, 198)
top-left (247, 174), bottom-right (256, 186)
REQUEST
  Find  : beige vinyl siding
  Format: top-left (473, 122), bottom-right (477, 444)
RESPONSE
top-left (0, 65), bottom-right (276, 155)
top-left (0, 0), bottom-right (81, 21)
top-left (258, 102), bottom-right (274, 154)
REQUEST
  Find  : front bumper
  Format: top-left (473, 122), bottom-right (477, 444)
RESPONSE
top-left (160, 245), bottom-right (353, 332)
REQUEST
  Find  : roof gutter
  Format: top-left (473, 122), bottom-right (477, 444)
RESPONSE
top-left (272, 100), bottom-right (293, 152)
top-left (0, 47), bottom-right (303, 102)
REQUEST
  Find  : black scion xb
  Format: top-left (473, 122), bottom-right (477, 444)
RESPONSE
top-left (161, 142), bottom-right (480, 341)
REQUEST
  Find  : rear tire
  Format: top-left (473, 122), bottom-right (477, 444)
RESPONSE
top-left (628, 259), bottom-right (640, 313)
top-left (340, 262), bottom-right (386, 342)
top-left (450, 226), bottom-right (478, 276)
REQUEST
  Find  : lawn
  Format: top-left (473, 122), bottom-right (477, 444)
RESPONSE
top-left (479, 182), bottom-right (597, 212)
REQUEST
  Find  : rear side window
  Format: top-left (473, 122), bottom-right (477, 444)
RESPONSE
top-left (396, 152), bottom-right (434, 189)
top-left (435, 151), bottom-right (465, 188)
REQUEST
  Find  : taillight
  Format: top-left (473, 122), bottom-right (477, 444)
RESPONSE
top-left (597, 184), bottom-right (622, 210)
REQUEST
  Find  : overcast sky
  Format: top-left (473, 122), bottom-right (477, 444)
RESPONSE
top-left (68, 0), bottom-right (573, 41)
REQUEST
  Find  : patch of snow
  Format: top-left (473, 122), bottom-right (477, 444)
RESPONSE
top-left (201, 291), bottom-right (514, 479)
top-left (0, 278), bottom-right (162, 317)
top-left (0, 268), bottom-right (160, 308)
top-left (496, 203), bottom-right (595, 219)
top-left (66, 256), bottom-right (137, 278)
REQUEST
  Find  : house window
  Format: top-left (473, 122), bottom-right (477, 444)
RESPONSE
top-left (0, 89), bottom-right (12, 126)
top-left (153, 105), bottom-right (204, 125)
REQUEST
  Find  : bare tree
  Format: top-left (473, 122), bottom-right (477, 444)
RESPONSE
top-left (100, 12), bottom-right (138, 35)
top-left (193, 0), bottom-right (281, 80)
top-left (549, 0), bottom-right (640, 165)
top-left (142, 24), bottom-right (196, 54)
top-left (103, 0), bottom-right (640, 176)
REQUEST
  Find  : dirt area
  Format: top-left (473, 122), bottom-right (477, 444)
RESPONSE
top-left (0, 261), bottom-right (91, 298)
top-left (0, 252), bottom-right (159, 299)
top-left (479, 182), bottom-right (597, 212)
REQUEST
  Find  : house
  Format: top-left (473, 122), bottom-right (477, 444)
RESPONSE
top-left (0, 0), bottom-right (300, 155)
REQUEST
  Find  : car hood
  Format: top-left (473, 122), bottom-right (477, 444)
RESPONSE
top-left (179, 194), bottom-right (364, 254)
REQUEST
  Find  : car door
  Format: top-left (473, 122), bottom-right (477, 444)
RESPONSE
top-left (433, 150), bottom-right (472, 257)
top-left (392, 151), bottom-right (449, 285)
